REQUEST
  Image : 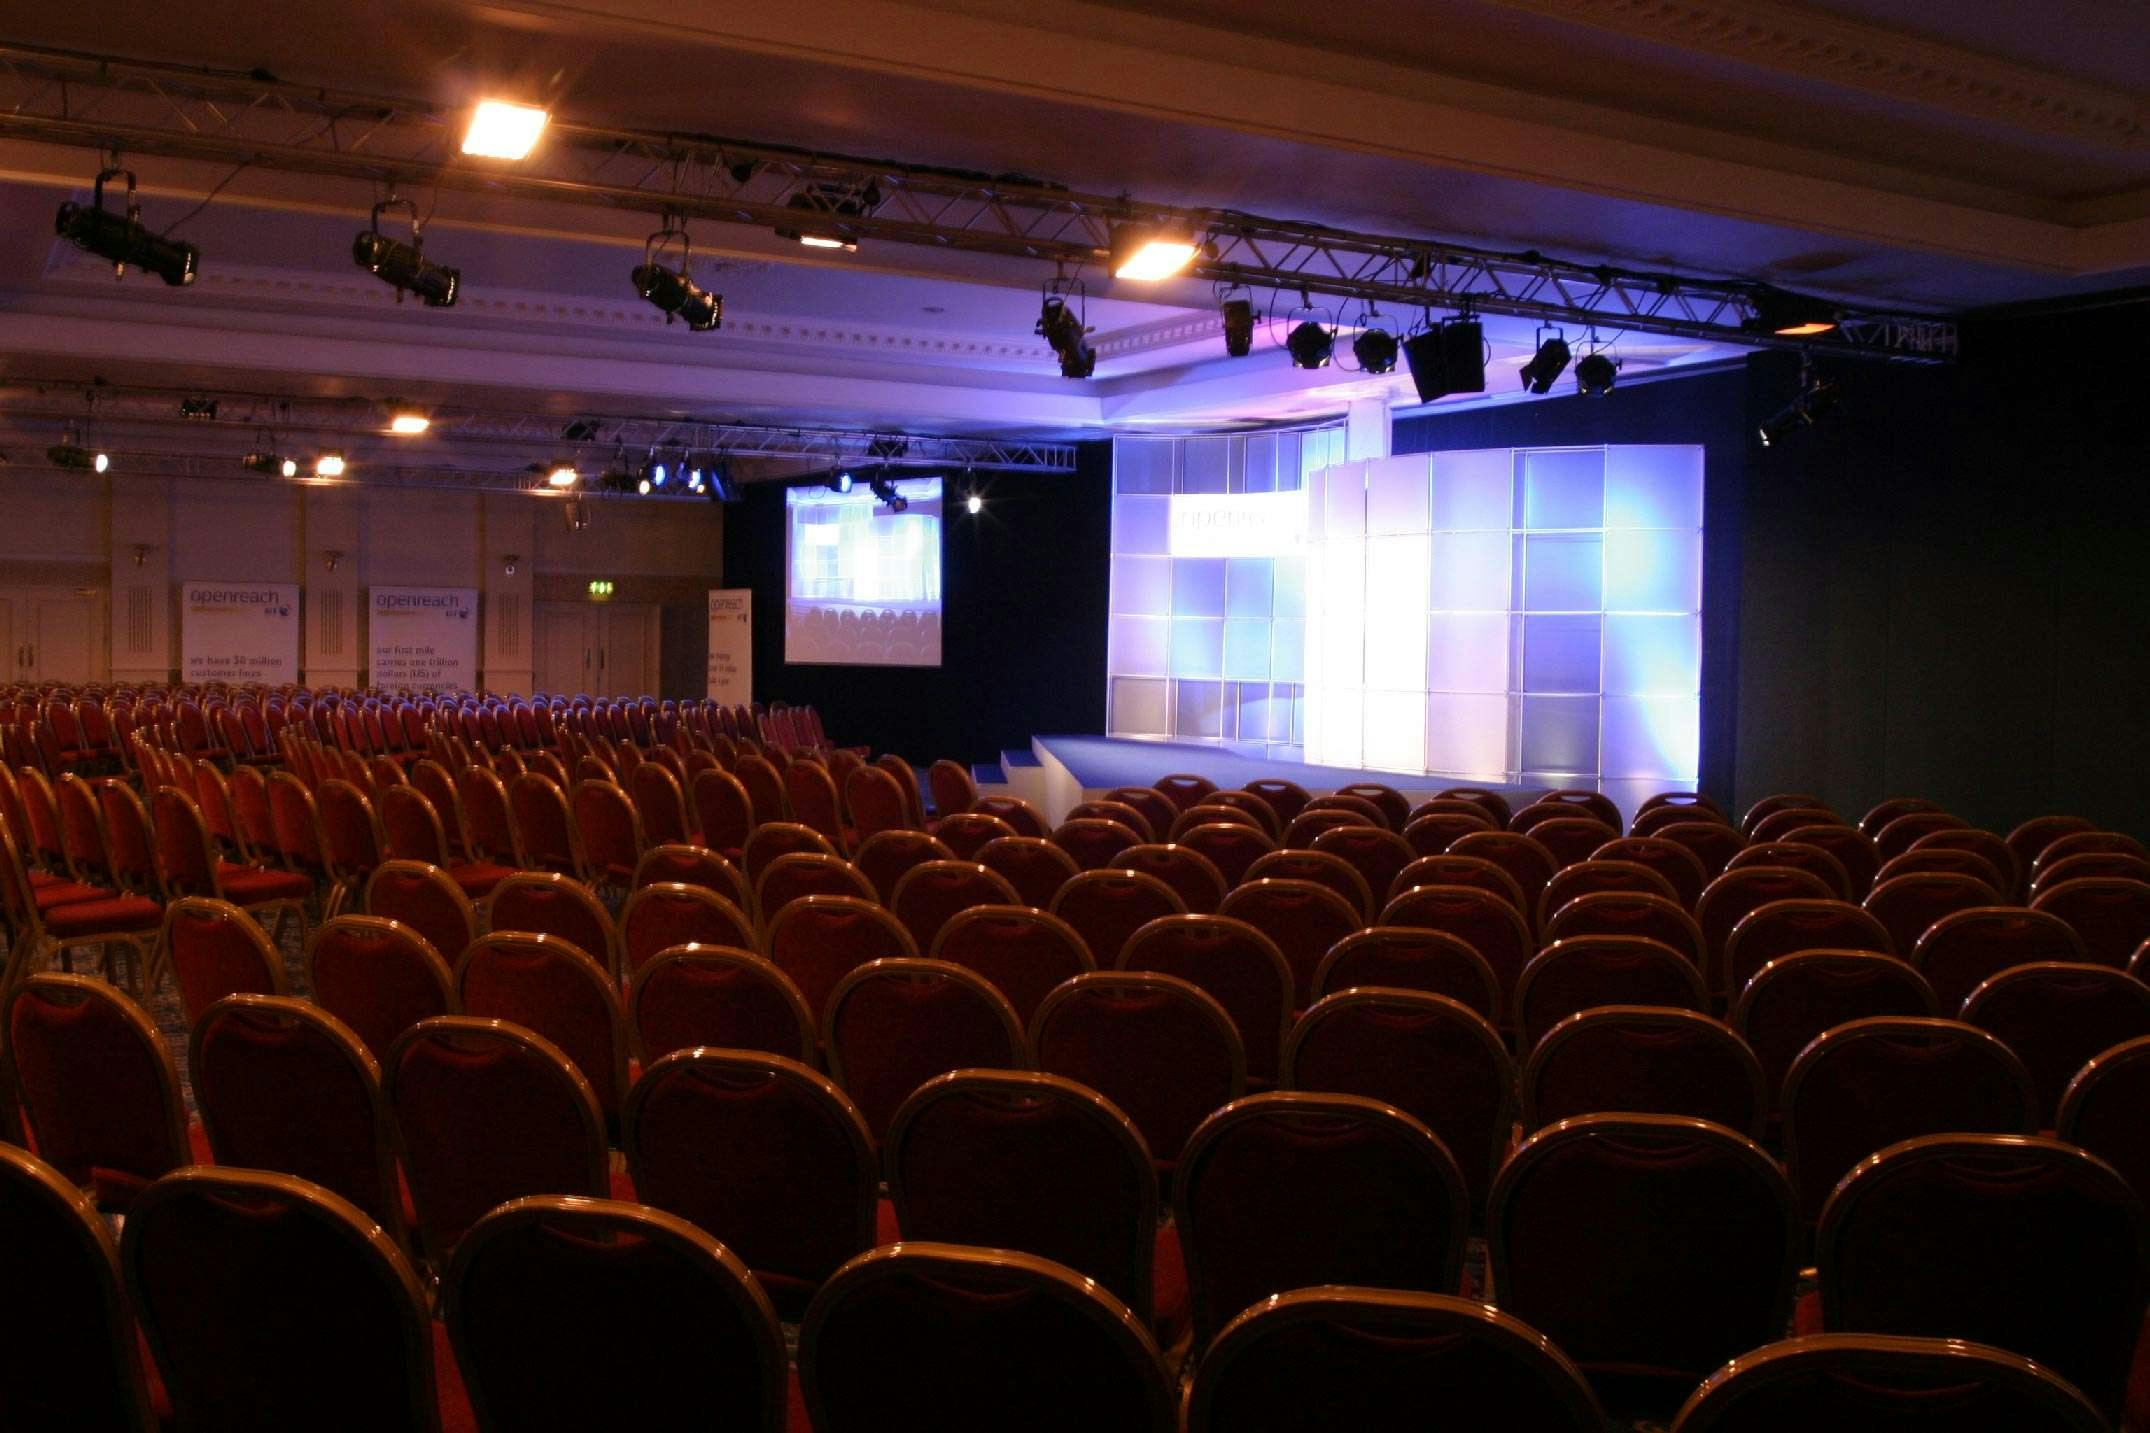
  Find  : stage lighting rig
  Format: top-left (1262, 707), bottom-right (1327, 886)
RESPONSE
top-left (1575, 341), bottom-right (1620, 396)
top-left (1743, 286), bottom-right (1839, 338)
top-left (1349, 308), bottom-right (1399, 374)
top-left (1109, 223), bottom-right (1202, 281)
top-left (1283, 296), bottom-right (1337, 370)
top-left (868, 472), bottom-right (908, 512)
top-left (1758, 361), bottom-right (1842, 446)
top-left (1037, 279), bottom-right (1097, 379)
top-left (632, 217), bottom-right (723, 331)
top-left (353, 198), bottom-right (459, 307)
top-left (1218, 288), bottom-right (1256, 358)
top-left (55, 167), bottom-right (198, 286)
top-left (1518, 328), bottom-right (1571, 394)
top-left (774, 181), bottom-right (881, 252)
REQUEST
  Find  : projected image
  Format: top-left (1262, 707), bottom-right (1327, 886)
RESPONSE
top-left (785, 477), bottom-right (943, 666)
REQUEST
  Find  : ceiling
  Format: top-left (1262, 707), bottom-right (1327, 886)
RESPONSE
top-left (0, 0), bottom-right (2140, 473)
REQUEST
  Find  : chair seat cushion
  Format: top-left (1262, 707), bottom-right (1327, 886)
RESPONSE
top-left (42, 894), bottom-right (162, 937)
top-left (432, 1319), bottom-right (478, 1433)
top-left (446, 862), bottom-right (515, 899)
top-left (218, 863), bottom-right (312, 903)
top-left (31, 877), bottom-right (115, 912)
top-left (1152, 1223), bottom-right (1190, 1347)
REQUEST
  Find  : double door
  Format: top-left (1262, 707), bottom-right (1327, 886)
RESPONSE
top-left (535, 602), bottom-right (655, 697)
top-left (0, 587), bottom-right (103, 684)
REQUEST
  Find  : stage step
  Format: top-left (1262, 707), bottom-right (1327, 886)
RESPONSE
top-left (969, 761), bottom-right (1006, 787)
top-left (999, 748), bottom-right (1042, 770)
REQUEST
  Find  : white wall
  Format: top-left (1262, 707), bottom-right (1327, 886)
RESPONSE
top-left (0, 472), bottom-right (722, 692)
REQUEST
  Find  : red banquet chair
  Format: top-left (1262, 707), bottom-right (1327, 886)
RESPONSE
top-left (148, 785), bottom-right (312, 941)
top-left (120, 1168), bottom-right (458, 1433)
top-left (1283, 987), bottom-right (1514, 1219)
top-left (1695, 866), bottom-right (1837, 995)
top-left (1521, 1006), bottom-right (1767, 1136)
top-left (823, 958), bottom-right (1029, 1142)
top-left (189, 994), bottom-right (403, 1237)
top-left (1723, 898), bottom-right (1894, 998)
top-left (767, 895), bottom-right (919, 1025)
top-left (925, 759), bottom-right (977, 820)
top-left (1960, 961), bottom-right (2150, 1124)
top-left (1174, 1092), bottom-right (1467, 1352)
top-left (1175, 820), bottom-right (1277, 886)
top-left (1312, 926), bottom-right (1501, 1021)
top-left (886, 1069), bottom-right (1179, 1334)
top-left (619, 880), bottom-right (754, 978)
top-left (974, 794), bottom-right (1048, 839)
top-left (2006, 815), bottom-right (2099, 885)
top-left (1439, 786), bottom-right (1513, 828)
top-left (629, 761), bottom-right (697, 848)
top-left (1538, 858), bottom-right (1681, 931)
top-left (363, 858), bottom-right (478, 969)
top-left (632, 842), bottom-right (751, 909)
top-left (1596, 834), bottom-right (1713, 908)
top-left (1911, 905), bottom-right (2085, 1011)
top-left (1244, 847), bottom-right (1375, 922)
top-left (158, 895), bottom-right (287, 1026)
top-left (1048, 867), bottom-right (1186, 968)
top-left (1067, 798), bottom-right (1155, 841)
top-left (508, 773), bottom-right (581, 875)
top-left (1050, 816), bottom-right (1142, 871)
top-left (1639, 791), bottom-right (1726, 825)
top-left (798, 1243), bottom-right (1175, 1433)
top-left (1874, 845), bottom-right (2008, 891)
top-left (1186, 1289), bottom-right (1605, 1433)
top-left (844, 764), bottom-right (915, 847)
top-left (382, 1016), bottom-right (616, 1267)
top-left (304, 913), bottom-right (456, 1063)
top-left (1239, 778), bottom-right (1311, 829)
top-left (1390, 852), bottom-right (1531, 916)
top-left (1199, 789), bottom-right (1281, 838)
top-left (1119, 913), bottom-right (1294, 1085)
top-left (754, 852), bottom-right (875, 928)
top-left (443, 1196), bottom-right (791, 1433)
top-left (455, 931), bottom-right (633, 1131)
top-left (1872, 810), bottom-right (1970, 864)
top-left (2060, 1035), bottom-right (2150, 1207)
top-left (888, 859), bottom-right (1021, 952)
top-left (2033, 850), bottom-right (2150, 898)
top-left (1172, 802), bottom-right (1263, 843)
top-left (2031, 876), bottom-right (2150, 968)
top-left (1300, 793), bottom-right (1388, 829)
top-left (1280, 806), bottom-right (1368, 849)
top-left (1030, 971), bottom-right (1245, 1174)
top-left (874, 753), bottom-right (927, 828)
top-left (1670, 1334), bottom-right (2111, 1433)
top-left (1403, 809), bottom-right (1497, 857)
top-left (630, 944), bottom-right (817, 1066)
top-left (1814, 1134), bottom-right (2150, 1425)
top-left (1380, 884), bottom-right (1534, 1025)
top-left (625, 1047), bottom-right (878, 1322)
top-left (1730, 949), bottom-right (1938, 1102)
top-left (1217, 877), bottom-right (1362, 1009)
top-left (1490, 1113), bottom-right (1798, 1421)
top-left (856, 828), bottom-right (956, 902)
top-left (1514, 936), bottom-right (1710, 1051)
top-left (690, 768), bottom-right (755, 859)
top-left (1859, 797), bottom-right (1945, 840)
top-left (570, 777), bottom-right (647, 889)
top-left (1542, 890), bottom-right (1706, 967)
top-left (1310, 823), bottom-right (1417, 907)
top-left (932, 811), bottom-right (1016, 860)
top-left (1780, 822), bottom-right (1882, 897)
top-left (786, 759), bottom-right (850, 853)
top-left (1519, 815), bottom-right (1622, 871)
top-left (929, 904), bottom-right (1094, 1026)
top-left (1153, 772), bottom-right (1219, 813)
top-left (1448, 829), bottom-right (1559, 909)
top-left (1741, 793), bottom-right (1832, 837)
top-left (1782, 1017), bottom-right (2036, 1226)
top-left (1106, 786), bottom-right (1180, 842)
top-left (1863, 871), bottom-right (2002, 964)
top-left (1109, 841), bottom-right (1227, 915)
top-left (1724, 840), bottom-right (1854, 900)
top-left (0, 1143), bottom-right (159, 1433)
top-left (968, 834), bottom-right (1073, 908)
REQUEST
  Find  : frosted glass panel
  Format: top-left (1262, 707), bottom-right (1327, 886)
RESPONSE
top-left (1109, 615), bottom-right (1168, 677)
top-left (1176, 680), bottom-right (1225, 738)
top-left (1430, 531), bottom-right (1511, 611)
top-left (1521, 614), bottom-right (1603, 693)
top-left (1604, 614), bottom-right (1700, 695)
top-left (1605, 529), bottom-right (1702, 613)
top-left (1426, 693), bottom-right (1511, 778)
top-left (1310, 686), bottom-right (1364, 767)
top-left (1431, 449), bottom-right (1512, 529)
top-left (1115, 440), bottom-right (1174, 494)
top-left (1363, 689), bottom-right (1427, 774)
top-left (1270, 621), bottom-right (1305, 682)
top-left (1271, 559), bottom-right (1306, 620)
top-left (1181, 440), bottom-right (1228, 493)
top-left (1523, 534), bottom-right (1603, 612)
top-left (1319, 463), bottom-right (1366, 538)
top-left (1224, 620), bottom-right (1274, 681)
top-left (1427, 612), bottom-right (1511, 693)
top-left (1242, 435), bottom-right (1278, 494)
top-left (1224, 559), bottom-right (1274, 618)
top-left (1168, 618), bottom-right (1223, 679)
top-left (1605, 445), bottom-right (1705, 529)
top-left (1365, 536), bottom-right (1431, 690)
top-left (1110, 678), bottom-right (1169, 736)
top-left (1520, 449), bottom-right (1605, 529)
top-left (1521, 695), bottom-right (1600, 772)
top-left (1366, 454), bottom-right (1431, 535)
top-left (1172, 559), bottom-right (1227, 617)
top-left (1240, 687), bottom-right (1290, 742)
top-left (1603, 696), bottom-right (1700, 780)
top-left (1112, 495), bottom-right (1170, 555)
top-left (1111, 555), bottom-right (1172, 615)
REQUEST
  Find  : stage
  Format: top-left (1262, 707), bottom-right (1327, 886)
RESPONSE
top-left (1014, 734), bottom-right (1546, 827)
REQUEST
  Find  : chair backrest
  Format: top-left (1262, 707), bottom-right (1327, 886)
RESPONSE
top-left (1783, 1017), bottom-right (2038, 1225)
top-left (1068, 798), bottom-right (1158, 842)
top-left (631, 841), bottom-right (751, 908)
top-left (1029, 971), bottom-right (1244, 1170)
top-left (628, 760), bottom-right (694, 846)
top-left (855, 828), bottom-right (956, 902)
top-left (1280, 806), bottom-right (1369, 849)
top-left (963, 833), bottom-right (1072, 908)
top-left (1238, 777), bottom-right (1311, 828)
top-left (1782, 823), bottom-right (1882, 897)
top-left (824, 958), bottom-right (1029, 1141)
top-left (305, 913), bottom-right (457, 1062)
top-left (318, 778), bottom-right (388, 884)
top-left (382, 1016), bottom-right (609, 1265)
top-left (887, 1069), bottom-right (1157, 1321)
top-left (1313, 925), bottom-right (1501, 1021)
top-left (1670, 1333), bottom-right (2112, 1433)
top-left (1724, 898), bottom-right (1895, 996)
top-left (1216, 877), bottom-right (1363, 1009)
top-left (1104, 786), bottom-right (1181, 839)
top-left (755, 851), bottom-right (875, 926)
top-left (1518, 815), bottom-right (1622, 870)
top-left (1104, 843), bottom-right (1225, 917)
top-left (1724, 840), bottom-right (1853, 899)
top-left (1379, 884), bottom-right (1535, 1023)
top-left (1403, 808), bottom-right (1498, 857)
top-left (758, 894), bottom-right (914, 1025)
top-left (1817, 1133), bottom-right (2150, 1422)
top-left (1640, 791), bottom-right (1726, 824)
top-left (189, 994), bottom-right (400, 1235)
top-left (1284, 987), bottom-right (1513, 1217)
top-left (785, 760), bottom-right (848, 850)
top-left (492, 870), bottom-right (627, 977)
top-left (1390, 852), bottom-right (1532, 915)
top-left (1729, 949), bottom-right (1938, 1099)
top-left (888, 858), bottom-right (1022, 952)
top-left (1875, 845), bottom-right (2008, 891)
top-left (1118, 913), bottom-right (1294, 1085)
top-left (799, 1242), bottom-right (1174, 1433)
top-left (507, 772), bottom-right (579, 871)
top-left (2032, 850), bottom-right (2150, 899)
top-left (55, 771), bottom-right (112, 882)
top-left (874, 752), bottom-right (927, 826)
top-left (1522, 1006), bottom-right (1766, 1136)
top-left (689, 767), bottom-right (755, 853)
top-left (1873, 810), bottom-right (1971, 863)
top-left (160, 895), bottom-right (286, 1025)
top-left (933, 810), bottom-right (1017, 860)
top-left (570, 777), bottom-right (645, 882)
top-left (2060, 1034), bottom-right (2150, 1206)
top-left (376, 783), bottom-right (452, 865)
top-left (444, 1195), bottom-right (788, 1433)
top-left (739, 820), bottom-right (838, 887)
top-left (1695, 866), bottom-right (1837, 993)
top-left (1959, 961), bottom-right (2150, 1124)
top-left (1740, 792), bottom-right (1832, 836)
top-left (1911, 905), bottom-right (2086, 1011)
top-left (625, 1048), bottom-right (877, 1320)
top-left (120, 1168), bottom-right (440, 1433)
top-left (0, 1143), bottom-right (156, 1431)
top-left (1515, 936), bottom-right (1710, 1051)
top-left (2030, 876), bottom-right (2150, 967)
top-left (734, 753), bottom-right (789, 826)
top-left (844, 763), bottom-right (913, 845)
top-left (455, 931), bottom-right (631, 1126)
top-left (1175, 1092), bottom-right (1468, 1351)
top-left (1174, 820), bottom-right (1277, 885)
top-left (1244, 847), bottom-right (1375, 921)
top-left (1864, 871), bottom-right (2003, 961)
top-left (2, 974), bottom-right (186, 1208)
top-left (1542, 890), bottom-right (1707, 969)
top-left (363, 859), bottom-right (479, 974)
top-left (1490, 1113), bottom-right (1797, 1421)
top-left (971, 794), bottom-right (1046, 839)
top-left (929, 904), bottom-right (1095, 1026)
top-left (1438, 786), bottom-right (1514, 827)
top-left (1448, 829), bottom-right (1559, 905)
top-left (1188, 1287), bottom-right (1605, 1433)
top-left (925, 759), bottom-right (977, 818)
top-left (1300, 793), bottom-right (1387, 829)
top-left (1594, 834), bottom-right (1713, 907)
top-left (1539, 858), bottom-right (1682, 930)
top-left (95, 779), bottom-right (161, 895)
top-left (1309, 823), bottom-right (1417, 905)
top-left (1860, 797), bottom-right (1946, 839)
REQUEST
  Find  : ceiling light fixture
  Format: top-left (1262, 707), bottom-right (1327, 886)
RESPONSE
top-left (774, 182), bottom-right (880, 252)
top-left (1574, 337), bottom-right (1619, 396)
top-left (546, 462), bottom-right (579, 488)
top-left (461, 100), bottom-right (549, 160)
top-left (632, 216), bottom-right (723, 331)
top-left (353, 198), bottom-right (459, 308)
top-left (244, 450), bottom-right (298, 477)
top-left (830, 471), bottom-right (854, 494)
top-left (966, 493), bottom-right (983, 515)
top-left (1350, 308), bottom-right (1399, 375)
top-left (54, 166), bottom-right (199, 287)
top-left (314, 452), bottom-right (346, 478)
top-left (869, 472), bottom-right (909, 513)
top-left (1744, 286), bottom-right (1839, 338)
top-left (1037, 280), bottom-right (1096, 380)
top-left (1109, 222), bottom-right (1202, 281)
top-left (1518, 327), bottom-right (1572, 394)
top-left (1283, 294), bottom-right (1337, 370)
top-left (1219, 288), bottom-right (1256, 358)
top-left (388, 409), bottom-right (430, 435)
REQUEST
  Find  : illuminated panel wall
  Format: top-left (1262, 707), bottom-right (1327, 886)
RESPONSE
top-left (1106, 430), bottom-right (1344, 756)
top-left (1306, 444), bottom-right (1703, 818)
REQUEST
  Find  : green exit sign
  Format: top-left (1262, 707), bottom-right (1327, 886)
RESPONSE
top-left (587, 579), bottom-right (614, 598)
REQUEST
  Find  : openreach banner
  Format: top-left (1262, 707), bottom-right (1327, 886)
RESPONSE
top-left (180, 582), bottom-right (299, 683)
top-left (369, 587), bottom-right (479, 691)
top-left (707, 589), bottom-right (753, 704)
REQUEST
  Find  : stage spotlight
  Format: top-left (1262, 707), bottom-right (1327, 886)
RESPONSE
top-left (1351, 322), bottom-right (1399, 375)
top-left (774, 183), bottom-right (879, 252)
top-left (1518, 329), bottom-right (1571, 394)
top-left (1758, 366), bottom-right (1842, 447)
top-left (1220, 295), bottom-right (1255, 358)
top-left (1744, 286), bottom-right (1838, 338)
top-left (46, 443), bottom-right (101, 471)
top-left (388, 409), bottom-right (430, 435)
top-left (353, 200), bottom-right (459, 307)
top-left (55, 168), bottom-right (199, 286)
top-left (706, 463), bottom-right (740, 503)
top-left (1286, 320), bottom-right (1334, 370)
top-left (633, 221), bottom-right (723, 330)
top-left (545, 462), bottom-right (579, 488)
top-left (243, 450), bottom-right (298, 477)
top-left (1110, 223), bottom-right (1200, 281)
top-left (314, 453), bottom-right (346, 478)
top-left (830, 471), bottom-right (854, 494)
top-left (642, 453), bottom-right (671, 492)
top-left (1037, 290), bottom-right (1097, 379)
top-left (462, 100), bottom-right (549, 160)
top-left (966, 493), bottom-right (983, 515)
top-left (868, 473), bottom-right (908, 512)
top-left (1402, 318), bottom-right (1485, 402)
top-left (1575, 351), bottom-right (1620, 395)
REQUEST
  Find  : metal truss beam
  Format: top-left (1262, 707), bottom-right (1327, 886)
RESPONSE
top-left (0, 43), bottom-right (1956, 361)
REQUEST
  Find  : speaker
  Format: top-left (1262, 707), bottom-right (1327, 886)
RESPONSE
top-left (1402, 320), bottom-right (1486, 403)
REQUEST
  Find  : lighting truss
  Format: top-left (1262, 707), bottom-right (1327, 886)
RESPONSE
top-left (0, 43), bottom-right (1956, 360)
